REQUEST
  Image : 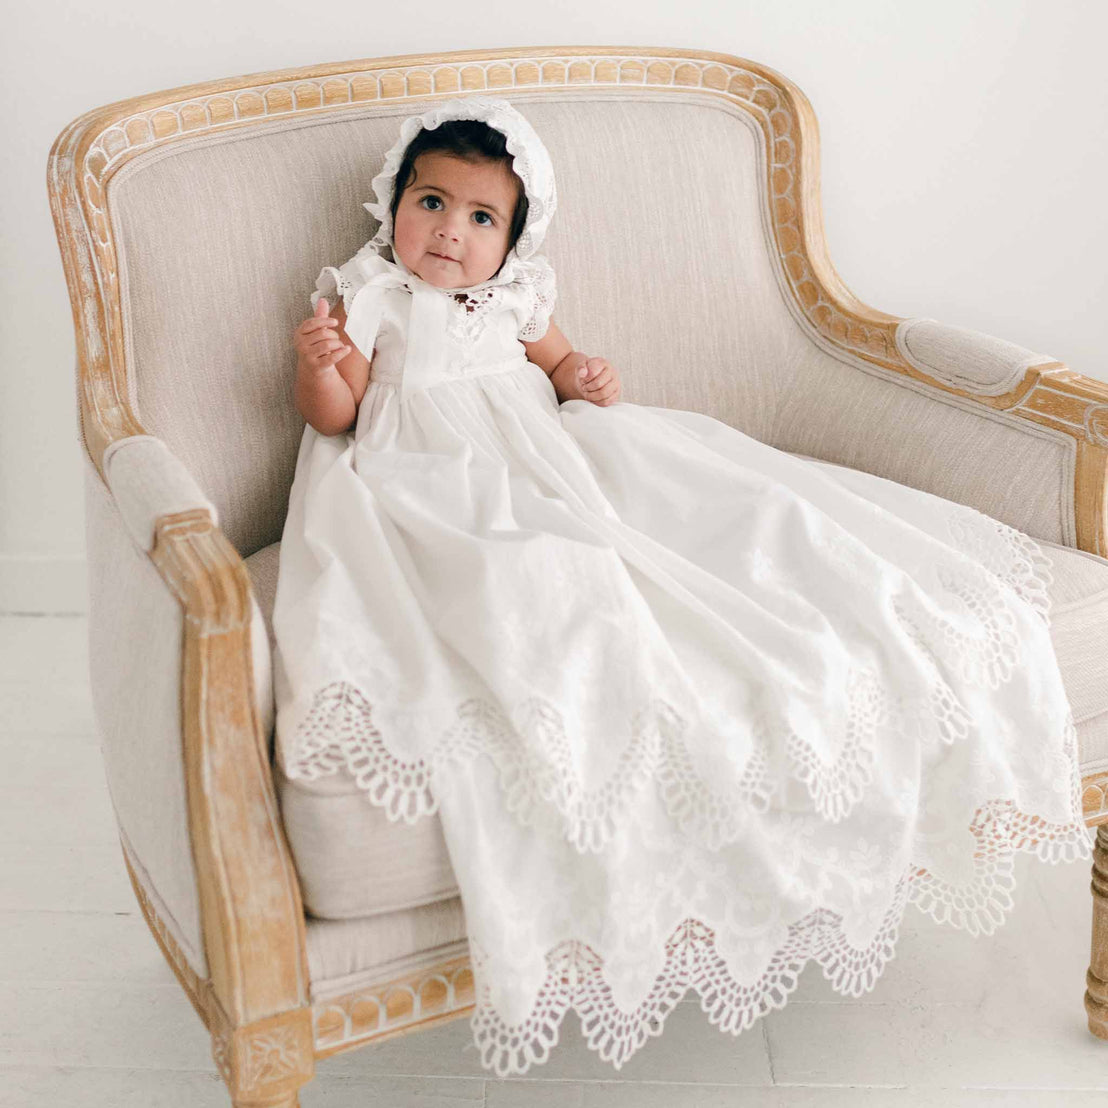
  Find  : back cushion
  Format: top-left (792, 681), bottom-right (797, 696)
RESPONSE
top-left (111, 93), bottom-right (800, 557)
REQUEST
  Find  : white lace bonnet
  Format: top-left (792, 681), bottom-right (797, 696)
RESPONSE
top-left (361, 95), bottom-right (557, 288)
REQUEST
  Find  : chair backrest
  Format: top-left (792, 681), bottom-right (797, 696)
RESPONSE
top-left (72, 53), bottom-right (819, 558)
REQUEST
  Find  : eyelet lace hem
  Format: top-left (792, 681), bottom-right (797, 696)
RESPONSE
top-left (467, 796), bottom-right (1092, 1077)
top-left (282, 506), bottom-right (1072, 851)
top-left (286, 651), bottom-right (958, 854)
top-left (283, 677), bottom-right (1084, 863)
top-left (945, 511), bottom-right (1053, 626)
top-left (285, 683), bottom-right (780, 853)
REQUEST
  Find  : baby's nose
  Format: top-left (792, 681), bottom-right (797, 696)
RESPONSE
top-left (437, 212), bottom-right (465, 238)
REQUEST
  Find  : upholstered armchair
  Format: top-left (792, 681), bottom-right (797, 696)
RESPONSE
top-left (47, 45), bottom-right (1108, 1108)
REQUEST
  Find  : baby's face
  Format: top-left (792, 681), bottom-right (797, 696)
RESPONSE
top-left (392, 152), bottom-right (519, 289)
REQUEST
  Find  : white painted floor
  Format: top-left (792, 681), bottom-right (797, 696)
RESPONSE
top-left (2, 612), bottom-right (1106, 1107)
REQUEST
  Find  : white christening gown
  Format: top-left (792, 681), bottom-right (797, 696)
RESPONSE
top-left (272, 246), bottom-right (1091, 1076)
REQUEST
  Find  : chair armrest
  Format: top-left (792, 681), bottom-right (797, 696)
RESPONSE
top-left (103, 434), bottom-right (221, 552)
top-left (755, 75), bottom-right (1108, 558)
top-left (89, 435), bottom-right (310, 1042)
top-left (772, 282), bottom-right (1108, 558)
top-left (894, 321), bottom-right (1108, 561)
top-left (893, 317), bottom-right (1061, 396)
top-left (779, 313), bottom-right (1108, 558)
top-left (104, 435), bottom-right (275, 739)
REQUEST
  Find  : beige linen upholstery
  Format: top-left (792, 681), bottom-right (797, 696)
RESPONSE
top-left (85, 454), bottom-right (208, 974)
top-left (104, 435), bottom-right (221, 552)
top-left (771, 362), bottom-right (1078, 547)
top-left (85, 436), bottom-right (276, 977)
top-left (306, 901), bottom-right (468, 1001)
top-left (894, 318), bottom-right (1058, 396)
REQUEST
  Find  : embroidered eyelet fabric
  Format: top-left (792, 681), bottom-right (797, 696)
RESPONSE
top-left (274, 96), bottom-right (1092, 1077)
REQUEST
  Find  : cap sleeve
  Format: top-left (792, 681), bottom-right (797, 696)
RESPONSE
top-left (515, 255), bottom-right (557, 341)
top-left (309, 245), bottom-right (399, 361)
top-left (309, 242), bottom-right (391, 316)
top-left (310, 265), bottom-right (356, 315)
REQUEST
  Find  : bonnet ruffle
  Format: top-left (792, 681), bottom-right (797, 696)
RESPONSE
top-left (362, 95), bottom-right (557, 288)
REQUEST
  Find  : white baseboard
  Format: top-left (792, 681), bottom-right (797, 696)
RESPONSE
top-left (0, 555), bottom-right (87, 615)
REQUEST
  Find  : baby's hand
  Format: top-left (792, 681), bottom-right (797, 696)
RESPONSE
top-left (575, 356), bottom-right (621, 406)
top-left (294, 297), bottom-right (350, 373)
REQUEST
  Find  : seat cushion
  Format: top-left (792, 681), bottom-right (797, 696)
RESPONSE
top-left (272, 756), bottom-right (461, 920)
top-left (304, 896), bottom-right (469, 1002)
top-left (243, 453), bottom-right (1108, 932)
top-left (245, 542), bottom-right (462, 921)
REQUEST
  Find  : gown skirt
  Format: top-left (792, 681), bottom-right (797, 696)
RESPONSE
top-left (272, 357), bottom-right (1091, 1076)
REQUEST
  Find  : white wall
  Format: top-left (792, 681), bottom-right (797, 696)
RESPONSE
top-left (5, 0), bottom-right (1106, 612)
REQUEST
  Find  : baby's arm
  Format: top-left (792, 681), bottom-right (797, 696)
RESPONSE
top-left (293, 298), bottom-right (372, 435)
top-left (522, 319), bottom-right (621, 406)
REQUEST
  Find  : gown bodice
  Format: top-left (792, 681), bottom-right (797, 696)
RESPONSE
top-left (311, 244), bottom-right (557, 412)
top-left (363, 280), bottom-right (535, 391)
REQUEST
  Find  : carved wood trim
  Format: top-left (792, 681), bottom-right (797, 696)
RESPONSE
top-left (47, 44), bottom-right (1108, 556)
top-left (149, 507), bottom-right (311, 1027)
top-left (126, 839), bottom-right (316, 1102)
top-left (312, 956), bottom-right (476, 1058)
top-left (208, 997), bottom-right (314, 1105)
top-left (1083, 773), bottom-right (1108, 827)
top-left (124, 825), bottom-right (479, 1080)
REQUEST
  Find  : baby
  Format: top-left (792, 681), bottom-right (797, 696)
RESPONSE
top-left (292, 131), bottom-right (622, 435)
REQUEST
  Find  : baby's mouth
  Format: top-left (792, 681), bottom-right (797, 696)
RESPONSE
top-left (430, 251), bottom-right (457, 262)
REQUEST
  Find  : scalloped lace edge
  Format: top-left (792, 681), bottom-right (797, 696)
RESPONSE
top-left (283, 674), bottom-right (896, 850)
top-left (281, 507), bottom-right (1070, 855)
top-left (466, 804), bottom-right (1093, 1077)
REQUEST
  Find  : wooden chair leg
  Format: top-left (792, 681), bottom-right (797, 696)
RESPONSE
top-left (1086, 825), bottom-right (1108, 1039)
top-left (211, 1008), bottom-right (315, 1107)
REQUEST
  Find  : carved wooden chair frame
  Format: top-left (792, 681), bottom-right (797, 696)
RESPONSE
top-left (47, 44), bottom-right (1108, 1107)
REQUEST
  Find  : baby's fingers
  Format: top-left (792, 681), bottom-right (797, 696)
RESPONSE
top-left (294, 309), bottom-right (339, 342)
top-left (588, 375), bottom-right (621, 405)
top-left (306, 336), bottom-right (351, 368)
top-left (320, 343), bottom-right (352, 366)
top-left (297, 322), bottom-right (343, 355)
top-left (581, 356), bottom-right (608, 383)
top-left (312, 349), bottom-right (351, 372)
top-left (297, 319), bottom-right (339, 343)
top-left (582, 366), bottom-right (612, 392)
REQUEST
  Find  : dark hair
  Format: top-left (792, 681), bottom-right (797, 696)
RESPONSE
top-left (388, 119), bottom-right (529, 261)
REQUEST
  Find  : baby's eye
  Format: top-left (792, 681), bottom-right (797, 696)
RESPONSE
top-left (419, 195), bottom-right (443, 211)
top-left (473, 211), bottom-right (494, 227)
